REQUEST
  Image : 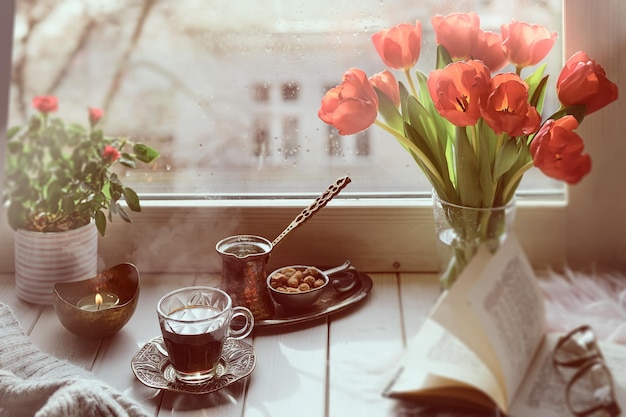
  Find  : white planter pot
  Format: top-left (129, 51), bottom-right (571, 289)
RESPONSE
top-left (14, 222), bottom-right (98, 304)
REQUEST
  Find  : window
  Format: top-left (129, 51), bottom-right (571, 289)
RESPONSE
top-left (4, 0), bottom-right (564, 196)
top-left (2, 1), bottom-right (624, 273)
top-left (327, 126), bottom-right (341, 157)
top-left (253, 83), bottom-right (271, 103)
top-left (282, 116), bottom-right (299, 159)
top-left (282, 82), bottom-right (299, 101)
top-left (355, 131), bottom-right (370, 158)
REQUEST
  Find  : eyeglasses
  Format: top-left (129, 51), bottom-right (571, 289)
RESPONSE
top-left (553, 325), bottom-right (621, 417)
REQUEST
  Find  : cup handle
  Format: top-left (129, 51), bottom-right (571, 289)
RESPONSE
top-left (228, 306), bottom-right (255, 339)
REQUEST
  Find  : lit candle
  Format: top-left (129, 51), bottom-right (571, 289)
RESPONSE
top-left (77, 292), bottom-right (120, 311)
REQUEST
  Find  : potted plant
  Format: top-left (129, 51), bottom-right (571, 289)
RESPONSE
top-left (3, 95), bottom-right (160, 304)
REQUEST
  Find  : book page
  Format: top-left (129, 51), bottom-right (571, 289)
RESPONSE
top-left (385, 317), bottom-right (507, 412)
top-left (510, 334), bottom-right (626, 417)
top-left (429, 234), bottom-right (546, 406)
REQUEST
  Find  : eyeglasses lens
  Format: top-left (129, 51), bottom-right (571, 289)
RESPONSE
top-left (567, 362), bottom-right (616, 416)
top-left (555, 327), bottom-right (601, 365)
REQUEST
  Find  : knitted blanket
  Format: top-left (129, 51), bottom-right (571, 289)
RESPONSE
top-left (0, 303), bottom-right (149, 417)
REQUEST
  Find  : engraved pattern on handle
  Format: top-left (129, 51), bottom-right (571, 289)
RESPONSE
top-left (271, 176), bottom-right (351, 248)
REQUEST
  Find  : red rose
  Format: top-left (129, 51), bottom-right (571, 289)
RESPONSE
top-left (32, 96), bottom-right (58, 113)
top-left (102, 145), bottom-right (121, 162)
top-left (89, 107), bottom-right (104, 126)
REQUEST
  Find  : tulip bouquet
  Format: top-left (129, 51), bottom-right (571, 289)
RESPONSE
top-left (318, 12), bottom-right (618, 287)
top-left (3, 95), bottom-right (160, 236)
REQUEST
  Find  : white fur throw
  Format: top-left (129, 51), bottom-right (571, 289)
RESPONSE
top-left (540, 269), bottom-right (626, 344)
top-left (0, 303), bottom-right (149, 417)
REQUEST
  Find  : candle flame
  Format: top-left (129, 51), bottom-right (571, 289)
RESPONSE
top-left (95, 293), bottom-right (103, 310)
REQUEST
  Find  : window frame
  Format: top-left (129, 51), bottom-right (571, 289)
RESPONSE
top-left (1, 0), bottom-right (623, 274)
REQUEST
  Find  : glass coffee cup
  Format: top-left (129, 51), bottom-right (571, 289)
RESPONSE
top-left (157, 286), bottom-right (254, 384)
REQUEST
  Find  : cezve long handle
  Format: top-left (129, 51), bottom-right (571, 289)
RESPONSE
top-left (272, 176), bottom-right (351, 249)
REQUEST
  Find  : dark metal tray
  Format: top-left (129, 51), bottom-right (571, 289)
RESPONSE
top-left (255, 268), bottom-right (373, 327)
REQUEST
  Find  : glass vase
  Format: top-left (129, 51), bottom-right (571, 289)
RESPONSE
top-left (433, 192), bottom-right (516, 290)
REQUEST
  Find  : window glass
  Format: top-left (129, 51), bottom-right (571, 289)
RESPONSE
top-left (8, 0), bottom-right (563, 197)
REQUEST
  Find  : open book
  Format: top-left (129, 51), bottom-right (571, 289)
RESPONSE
top-left (383, 234), bottom-right (626, 416)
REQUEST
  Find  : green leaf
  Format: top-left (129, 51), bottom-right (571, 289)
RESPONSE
top-left (549, 104), bottom-right (587, 124)
top-left (436, 45), bottom-right (453, 70)
top-left (61, 194), bottom-right (76, 214)
top-left (133, 143), bottom-right (160, 163)
top-left (6, 126), bottom-right (21, 140)
top-left (454, 126), bottom-right (481, 207)
top-left (403, 122), bottom-right (438, 170)
top-left (493, 138), bottom-right (521, 180)
top-left (67, 123), bottom-right (87, 135)
top-left (116, 203), bottom-right (133, 223)
top-left (84, 160), bottom-right (98, 175)
top-left (90, 129), bottom-right (103, 142)
top-left (123, 187), bottom-right (141, 212)
top-left (373, 87), bottom-right (403, 132)
top-left (6, 201), bottom-right (26, 231)
top-left (46, 181), bottom-right (63, 212)
top-left (525, 64), bottom-right (547, 95)
top-left (528, 77), bottom-right (549, 114)
top-left (95, 210), bottom-right (107, 236)
top-left (119, 153), bottom-right (137, 169)
top-left (525, 64), bottom-right (548, 114)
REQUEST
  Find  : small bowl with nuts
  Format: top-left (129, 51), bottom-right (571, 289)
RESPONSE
top-left (266, 265), bottom-right (331, 310)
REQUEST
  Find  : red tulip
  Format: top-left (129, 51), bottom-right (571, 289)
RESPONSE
top-left (501, 20), bottom-right (557, 69)
top-left (102, 145), bottom-right (121, 162)
top-left (427, 60), bottom-right (490, 127)
top-left (371, 21), bottom-right (422, 70)
top-left (32, 96), bottom-right (58, 113)
top-left (530, 116), bottom-right (591, 184)
top-left (481, 73), bottom-right (541, 136)
top-left (431, 12), bottom-right (480, 61)
top-left (472, 30), bottom-right (508, 72)
top-left (88, 107), bottom-right (104, 126)
top-left (557, 51), bottom-right (619, 115)
top-left (318, 68), bottom-right (379, 135)
top-left (369, 70), bottom-right (400, 107)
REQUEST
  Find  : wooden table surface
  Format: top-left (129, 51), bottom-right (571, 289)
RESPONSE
top-left (0, 271), bottom-right (462, 417)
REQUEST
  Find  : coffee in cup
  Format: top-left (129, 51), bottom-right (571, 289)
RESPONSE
top-left (157, 286), bottom-right (254, 384)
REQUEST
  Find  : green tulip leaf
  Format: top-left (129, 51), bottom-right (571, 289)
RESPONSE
top-left (494, 138), bottom-right (521, 180)
top-left (436, 45), bottom-right (453, 70)
top-left (455, 126), bottom-right (481, 207)
top-left (550, 104), bottom-right (587, 124)
top-left (374, 87), bottom-right (403, 132)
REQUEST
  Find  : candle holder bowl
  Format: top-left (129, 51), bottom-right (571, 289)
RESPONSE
top-left (53, 263), bottom-right (140, 338)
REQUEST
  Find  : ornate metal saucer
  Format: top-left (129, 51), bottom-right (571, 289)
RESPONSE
top-left (131, 337), bottom-right (256, 394)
